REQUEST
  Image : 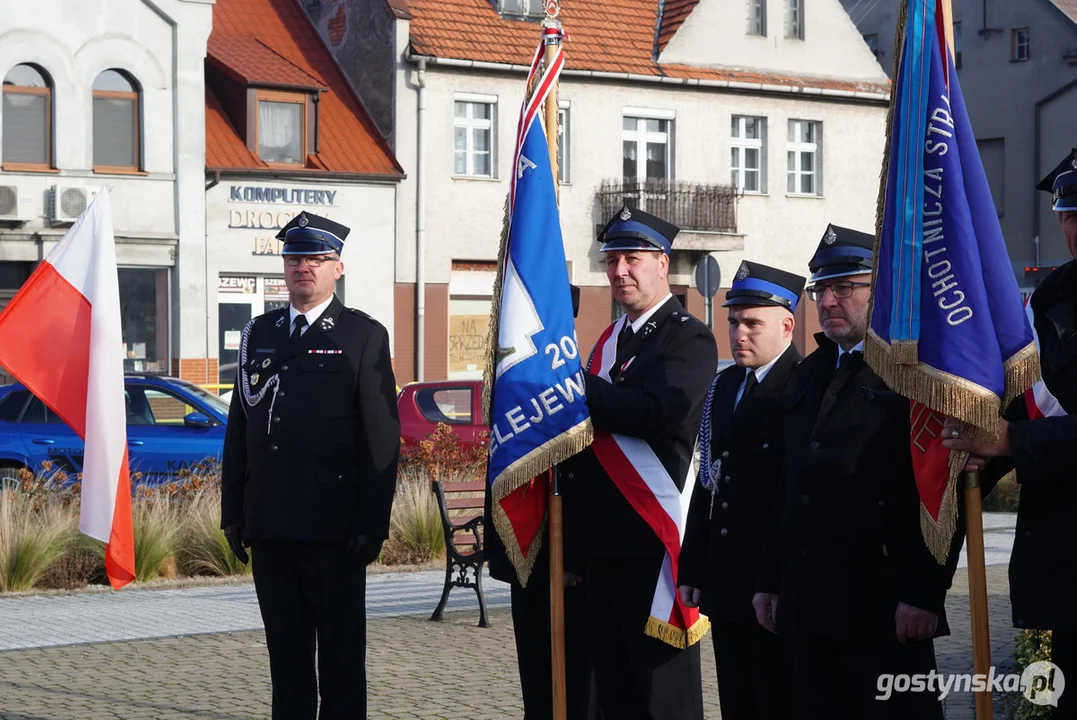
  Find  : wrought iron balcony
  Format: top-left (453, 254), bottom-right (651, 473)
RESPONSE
top-left (596, 179), bottom-right (739, 235)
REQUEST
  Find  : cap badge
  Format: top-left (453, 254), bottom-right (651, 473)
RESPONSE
top-left (824, 226), bottom-right (838, 245)
top-left (1070, 155), bottom-right (1077, 171)
top-left (735, 261), bottom-right (750, 282)
top-left (250, 373), bottom-right (260, 386)
top-left (619, 206), bottom-right (632, 221)
top-left (297, 214), bottom-right (309, 228)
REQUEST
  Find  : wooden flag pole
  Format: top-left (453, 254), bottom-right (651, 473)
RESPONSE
top-left (964, 470), bottom-right (994, 719)
top-left (541, 6), bottom-right (567, 720)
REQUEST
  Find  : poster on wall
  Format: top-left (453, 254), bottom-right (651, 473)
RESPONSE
top-left (448, 298), bottom-right (491, 377)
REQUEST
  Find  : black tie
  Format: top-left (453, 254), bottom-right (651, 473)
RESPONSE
top-left (838, 350), bottom-right (862, 373)
top-left (291, 315), bottom-right (308, 345)
top-left (618, 322), bottom-right (635, 351)
top-left (742, 369), bottom-right (758, 399)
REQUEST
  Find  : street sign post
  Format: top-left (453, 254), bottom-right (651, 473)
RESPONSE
top-left (694, 255), bottom-right (720, 328)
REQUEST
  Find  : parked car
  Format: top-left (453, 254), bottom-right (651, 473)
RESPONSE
top-left (0, 374), bottom-right (230, 490)
top-left (397, 380), bottom-right (486, 445)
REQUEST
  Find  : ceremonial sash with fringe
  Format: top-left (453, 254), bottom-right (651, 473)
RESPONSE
top-left (585, 317), bottom-right (708, 649)
top-left (1023, 300), bottom-right (1066, 420)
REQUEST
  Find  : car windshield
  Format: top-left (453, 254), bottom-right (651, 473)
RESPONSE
top-left (176, 382), bottom-right (230, 416)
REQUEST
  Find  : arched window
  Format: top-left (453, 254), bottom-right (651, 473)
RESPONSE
top-left (92, 69), bottom-right (140, 171)
top-left (2, 64), bottom-right (53, 168)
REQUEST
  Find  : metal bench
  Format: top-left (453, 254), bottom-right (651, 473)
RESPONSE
top-left (429, 478), bottom-right (489, 628)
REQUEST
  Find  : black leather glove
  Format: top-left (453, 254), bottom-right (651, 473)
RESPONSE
top-left (344, 534), bottom-right (383, 567)
top-left (224, 525), bottom-right (249, 564)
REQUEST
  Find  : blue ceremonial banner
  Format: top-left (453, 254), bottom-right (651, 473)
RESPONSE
top-left (482, 36), bottom-right (592, 585)
top-left (866, 0), bottom-right (1038, 561)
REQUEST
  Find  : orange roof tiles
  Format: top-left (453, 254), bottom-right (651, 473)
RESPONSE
top-left (208, 34), bottom-right (325, 91)
top-left (206, 0), bottom-right (403, 176)
top-left (406, 0), bottom-right (889, 96)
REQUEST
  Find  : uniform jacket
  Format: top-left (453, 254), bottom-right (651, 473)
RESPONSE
top-left (679, 343), bottom-right (800, 623)
top-left (758, 334), bottom-right (961, 639)
top-left (562, 296), bottom-right (717, 561)
top-left (220, 296), bottom-right (400, 543)
top-left (996, 261), bottom-right (1077, 631)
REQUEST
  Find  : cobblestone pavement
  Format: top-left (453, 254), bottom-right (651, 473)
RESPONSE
top-left (0, 563), bottom-right (1020, 719)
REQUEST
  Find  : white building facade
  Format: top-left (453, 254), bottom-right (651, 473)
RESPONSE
top-left (0, 0), bottom-right (213, 383)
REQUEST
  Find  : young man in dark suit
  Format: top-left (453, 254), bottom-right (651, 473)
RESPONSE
top-left (679, 260), bottom-right (805, 720)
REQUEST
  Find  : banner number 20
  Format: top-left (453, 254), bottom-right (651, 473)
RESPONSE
top-left (545, 336), bottom-right (579, 370)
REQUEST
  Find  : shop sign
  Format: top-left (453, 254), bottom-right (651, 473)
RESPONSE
top-left (264, 278), bottom-right (289, 301)
top-left (219, 276), bottom-right (256, 293)
top-left (229, 186), bottom-right (338, 205)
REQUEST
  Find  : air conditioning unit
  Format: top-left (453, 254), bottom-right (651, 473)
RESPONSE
top-left (50, 185), bottom-right (89, 224)
top-left (0, 186), bottom-right (19, 219)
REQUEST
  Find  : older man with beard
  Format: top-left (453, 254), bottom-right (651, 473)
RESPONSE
top-left (754, 224), bottom-right (962, 720)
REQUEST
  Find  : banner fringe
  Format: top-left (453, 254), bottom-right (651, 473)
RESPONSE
top-left (481, 193), bottom-right (512, 424)
top-left (644, 614), bottom-right (710, 650)
top-left (891, 339), bottom-right (919, 365)
top-left (919, 448), bottom-right (964, 565)
top-left (1002, 342), bottom-right (1041, 410)
top-left (491, 420), bottom-right (593, 586)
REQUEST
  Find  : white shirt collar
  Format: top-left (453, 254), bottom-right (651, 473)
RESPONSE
top-left (835, 340), bottom-right (865, 368)
top-left (745, 343), bottom-right (790, 386)
top-left (627, 293), bottom-right (674, 333)
top-left (290, 295), bottom-right (334, 332)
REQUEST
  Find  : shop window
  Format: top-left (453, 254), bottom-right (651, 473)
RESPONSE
top-left (119, 268), bottom-right (169, 374)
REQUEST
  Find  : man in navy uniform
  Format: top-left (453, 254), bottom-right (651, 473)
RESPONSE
top-left (754, 225), bottom-right (961, 719)
top-left (485, 283), bottom-right (599, 720)
top-left (678, 260), bottom-right (804, 720)
top-left (944, 150), bottom-right (1077, 719)
top-left (221, 211), bottom-right (400, 720)
top-left (563, 206), bottom-right (716, 720)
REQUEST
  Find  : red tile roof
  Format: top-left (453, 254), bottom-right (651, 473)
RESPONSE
top-left (206, 0), bottom-right (403, 176)
top-left (208, 34), bottom-right (325, 91)
top-left (406, 0), bottom-right (889, 96)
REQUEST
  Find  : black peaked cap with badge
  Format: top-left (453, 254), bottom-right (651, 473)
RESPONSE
top-left (1036, 147), bottom-right (1077, 212)
top-left (598, 204), bottom-right (680, 254)
top-left (723, 260), bottom-right (806, 313)
top-left (807, 223), bottom-right (875, 284)
top-left (277, 211), bottom-right (351, 255)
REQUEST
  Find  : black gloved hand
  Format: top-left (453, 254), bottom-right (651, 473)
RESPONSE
top-left (224, 525), bottom-right (249, 564)
top-left (344, 534), bottom-right (383, 567)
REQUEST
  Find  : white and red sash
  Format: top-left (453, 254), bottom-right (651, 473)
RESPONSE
top-left (1024, 299), bottom-right (1066, 419)
top-left (585, 317), bottom-right (708, 649)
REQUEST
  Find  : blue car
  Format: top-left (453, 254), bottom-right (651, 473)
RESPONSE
top-left (0, 374), bottom-right (229, 490)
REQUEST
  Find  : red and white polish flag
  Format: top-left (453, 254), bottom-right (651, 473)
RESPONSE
top-left (0, 187), bottom-right (135, 589)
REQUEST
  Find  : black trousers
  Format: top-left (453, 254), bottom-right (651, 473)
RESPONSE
top-left (511, 575), bottom-right (598, 720)
top-left (712, 620), bottom-right (799, 720)
top-left (583, 557), bottom-right (704, 720)
top-left (1053, 629), bottom-right (1076, 720)
top-left (251, 540), bottom-right (366, 720)
top-left (791, 634), bottom-right (944, 720)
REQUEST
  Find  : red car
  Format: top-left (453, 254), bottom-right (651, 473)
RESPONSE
top-left (396, 380), bottom-right (487, 445)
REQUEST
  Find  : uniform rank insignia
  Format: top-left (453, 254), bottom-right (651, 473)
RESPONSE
top-left (262, 358), bottom-right (272, 368)
top-left (642, 320), bottom-right (657, 337)
top-left (320, 316), bottom-right (335, 330)
top-left (275, 315), bottom-right (286, 328)
top-left (308, 349), bottom-right (343, 354)
top-left (250, 373), bottom-right (260, 386)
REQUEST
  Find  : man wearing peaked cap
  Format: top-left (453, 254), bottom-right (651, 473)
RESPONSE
top-left (754, 224), bottom-right (962, 719)
top-left (221, 210), bottom-right (400, 719)
top-left (944, 148), bottom-right (1077, 720)
top-left (678, 260), bottom-right (804, 720)
top-left (562, 205), bottom-right (717, 719)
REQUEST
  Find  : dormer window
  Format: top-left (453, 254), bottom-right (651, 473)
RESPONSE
top-left (257, 90), bottom-right (308, 165)
top-left (499, 0), bottom-right (543, 18)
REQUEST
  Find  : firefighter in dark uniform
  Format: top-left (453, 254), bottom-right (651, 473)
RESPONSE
top-left (754, 225), bottom-right (962, 720)
top-left (485, 284), bottom-right (600, 720)
top-left (943, 150), bottom-right (1077, 719)
top-left (220, 211), bottom-right (400, 720)
top-left (562, 206), bottom-right (716, 720)
top-left (678, 261), bottom-right (804, 720)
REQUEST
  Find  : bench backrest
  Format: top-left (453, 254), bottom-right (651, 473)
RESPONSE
top-left (431, 479), bottom-right (486, 551)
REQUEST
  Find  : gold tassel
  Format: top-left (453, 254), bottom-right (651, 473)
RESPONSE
top-left (686, 615), bottom-right (711, 647)
top-left (918, 449), bottom-right (962, 565)
top-left (1001, 342), bottom-right (1042, 410)
top-left (643, 614), bottom-right (711, 649)
top-left (491, 420), bottom-right (594, 586)
top-left (891, 339), bottom-right (919, 365)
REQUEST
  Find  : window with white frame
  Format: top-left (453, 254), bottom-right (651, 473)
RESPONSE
top-left (453, 97), bottom-right (496, 177)
top-left (787, 120), bottom-right (821, 195)
top-left (623, 114), bottom-right (672, 182)
top-left (785, 0), bottom-right (803, 39)
top-left (748, 0), bottom-right (766, 36)
top-left (731, 116), bottom-right (766, 193)
top-left (557, 104), bottom-right (570, 183)
top-left (1011, 27), bottom-right (1030, 62)
top-left (500, 0), bottom-right (543, 17)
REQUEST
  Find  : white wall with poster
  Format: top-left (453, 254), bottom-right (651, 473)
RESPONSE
top-left (448, 264), bottom-right (496, 380)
